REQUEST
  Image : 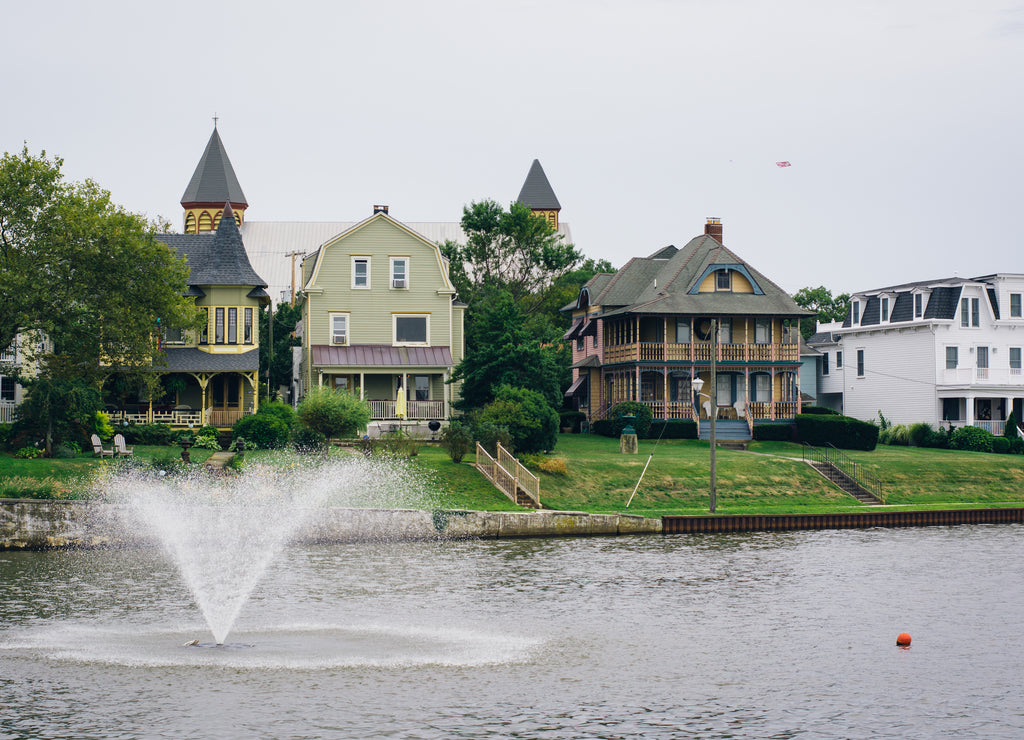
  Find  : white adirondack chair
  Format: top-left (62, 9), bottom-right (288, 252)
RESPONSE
top-left (113, 433), bottom-right (134, 457)
top-left (91, 434), bottom-right (113, 458)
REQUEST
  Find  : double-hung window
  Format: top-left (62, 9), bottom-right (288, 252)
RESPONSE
top-left (228, 308), bottom-right (237, 344)
top-left (852, 301), bottom-right (860, 324)
top-left (244, 308), bottom-right (253, 344)
top-left (215, 308), bottom-right (225, 344)
top-left (857, 349), bottom-right (865, 377)
top-left (352, 257), bottom-right (370, 289)
top-left (414, 375), bottom-right (430, 401)
top-left (754, 318), bottom-right (771, 344)
top-left (0, 375), bottom-right (15, 402)
top-left (676, 319), bottom-right (691, 343)
top-left (822, 352), bottom-right (830, 376)
top-left (1010, 347), bottom-right (1022, 374)
top-left (836, 351), bottom-right (842, 368)
top-left (330, 313), bottom-right (349, 345)
top-left (1011, 293), bottom-right (1022, 318)
top-left (946, 346), bottom-right (958, 369)
top-left (716, 269), bottom-right (731, 291)
top-left (394, 314), bottom-right (428, 345)
top-left (914, 293), bottom-right (923, 318)
top-left (717, 318), bottom-right (732, 344)
top-left (881, 297), bottom-right (890, 322)
top-left (391, 257), bottom-right (409, 289)
top-left (977, 346), bottom-right (989, 379)
top-left (200, 308), bottom-right (209, 344)
top-left (963, 297), bottom-right (980, 327)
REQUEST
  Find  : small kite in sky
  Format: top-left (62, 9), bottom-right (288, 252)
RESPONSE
top-left (776, 161), bottom-right (792, 167)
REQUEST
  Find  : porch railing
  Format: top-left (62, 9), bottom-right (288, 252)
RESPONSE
top-left (106, 408), bottom-right (243, 428)
top-left (366, 399), bottom-right (445, 420)
top-left (944, 420), bottom-right (1015, 436)
top-left (0, 403), bottom-right (16, 424)
top-left (612, 341), bottom-right (800, 364)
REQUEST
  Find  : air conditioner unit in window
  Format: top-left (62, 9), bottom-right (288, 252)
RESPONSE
top-left (393, 279), bottom-right (406, 288)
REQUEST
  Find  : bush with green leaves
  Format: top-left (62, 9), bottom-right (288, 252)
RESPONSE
top-left (123, 423), bottom-right (174, 446)
top-left (558, 410), bottom-right (586, 432)
top-left (197, 424), bottom-right (220, 439)
top-left (1005, 411), bottom-right (1019, 439)
top-left (647, 419), bottom-right (698, 439)
top-left (949, 425), bottom-right (994, 453)
top-left (795, 414), bottom-right (879, 451)
top-left (880, 424), bottom-right (910, 446)
top-left (256, 400), bottom-right (297, 429)
top-left (232, 413), bottom-right (290, 449)
top-left (296, 386), bottom-right (371, 441)
top-left (909, 422), bottom-right (932, 447)
top-left (0, 423), bottom-right (12, 450)
top-left (477, 385), bottom-right (559, 454)
top-left (605, 402), bottom-right (654, 438)
top-left (440, 420), bottom-right (474, 463)
top-left (472, 421), bottom-right (513, 455)
top-left (14, 446), bottom-right (42, 459)
top-left (192, 434), bottom-right (222, 450)
top-left (801, 406), bottom-right (840, 415)
top-left (753, 423), bottom-right (794, 441)
top-left (291, 426), bottom-right (327, 453)
top-left (992, 436), bottom-right (1010, 454)
top-left (921, 427), bottom-right (950, 449)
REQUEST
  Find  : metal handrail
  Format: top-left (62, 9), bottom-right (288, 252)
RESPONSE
top-left (802, 442), bottom-right (884, 503)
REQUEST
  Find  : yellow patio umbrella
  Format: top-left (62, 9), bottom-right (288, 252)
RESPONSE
top-left (395, 381), bottom-right (407, 419)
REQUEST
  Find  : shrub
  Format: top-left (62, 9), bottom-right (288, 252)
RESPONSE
top-left (232, 413), bottom-right (290, 449)
top-left (648, 420), bottom-right (698, 439)
top-left (519, 453), bottom-right (568, 475)
top-left (881, 424), bottom-right (910, 446)
top-left (0, 423), bottom-right (12, 450)
top-left (801, 406), bottom-right (840, 415)
top-left (795, 414), bottom-right (879, 451)
top-left (753, 423), bottom-right (794, 441)
top-left (14, 446), bottom-right (42, 459)
top-left (440, 420), bottom-right (474, 463)
top-left (606, 402), bottom-right (654, 438)
top-left (123, 423), bottom-right (174, 446)
top-left (992, 436), bottom-right (1010, 454)
top-left (950, 426), bottom-right (994, 453)
top-left (291, 426), bottom-right (328, 454)
top-left (52, 443), bottom-right (79, 459)
top-left (590, 419), bottom-right (615, 437)
top-left (558, 410), bottom-right (586, 432)
top-left (192, 434), bottom-right (222, 450)
top-left (921, 428), bottom-right (950, 449)
top-left (257, 401), bottom-right (297, 429)
top-left (1005, 411), bottom-right (1019, 439)
top-left (376, 429), bottom-right (421, 458)
top-left (477, 385), bottom-right (560, 454)
top-left (909, 422), bottom-right (932, 447)
top-left (1010, 438), bottom-right (1024, 455)
top-left (472, 421), bottom-right (512, 455)
top-left (297, 386), bottom-right (371, 440)
top-left (92, 411), bottom-right (115, 442)
top-left (197, 424), bottom-right (220, 439)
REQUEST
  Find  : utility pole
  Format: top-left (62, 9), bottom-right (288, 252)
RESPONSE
top-left (287, 251), bottom-right (303, 306)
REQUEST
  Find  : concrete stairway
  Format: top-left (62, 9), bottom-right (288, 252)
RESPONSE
top-left (808, 461), bottom-right (883, 505)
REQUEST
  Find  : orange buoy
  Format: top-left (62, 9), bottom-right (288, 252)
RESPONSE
top-left (896, 632), bottom-right (912, 646)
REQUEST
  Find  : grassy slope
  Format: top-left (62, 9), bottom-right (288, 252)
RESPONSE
top-left (3, 436), bottom-right (1023, 515)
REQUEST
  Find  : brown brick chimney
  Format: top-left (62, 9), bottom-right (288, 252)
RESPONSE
top-left (705, 217), bottom-right (723, 244)
top-left (373, 204), bottom-right (389, 215)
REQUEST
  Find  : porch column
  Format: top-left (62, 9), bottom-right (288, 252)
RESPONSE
top-left (770, 368), bottom-right (777, 420)
top-left (635, 364), bottom-right (641, 403)
top-left (443, 371), bottom-right (450, 420)
top-left (359, 373), bottom-right (364, 399)
top-left (966, 393), bottom-right (975, 427)
top-left (318, 371), bottom-right (324, 387)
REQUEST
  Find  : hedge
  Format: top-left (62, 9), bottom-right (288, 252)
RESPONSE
top-left (753, 423), bottom-right (795, 441)
top-left (794, 414), bottom-right (879, 451)
top-left (647, 420), bottom-right (698, 439)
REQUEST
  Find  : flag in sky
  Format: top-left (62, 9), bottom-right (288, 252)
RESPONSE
top-left (776, 161), bottom-right (792, 167)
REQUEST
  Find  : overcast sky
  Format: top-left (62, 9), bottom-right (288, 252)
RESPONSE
top-left (4, 0), bottom-right (1022, 294)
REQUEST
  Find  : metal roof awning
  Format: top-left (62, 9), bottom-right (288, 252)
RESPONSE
top-left (564, 375), bottom-right (587, 397)
top-left (579, 319), bottom-right (597, 337)
top-left (563, 320), bottom-right (582, 340)
top-left (311, 344), bottom-right (454, 368)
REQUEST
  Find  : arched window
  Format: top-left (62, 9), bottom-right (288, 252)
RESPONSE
top-left (198, 212), bottom-right (213, 232)
top-left (213, 211), bottom-right (223, 229)
top-left (184, 212), bottom-right (196, 234)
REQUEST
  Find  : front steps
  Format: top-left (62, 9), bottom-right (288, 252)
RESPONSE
top-left (699, 419), bottom-right (751, 442)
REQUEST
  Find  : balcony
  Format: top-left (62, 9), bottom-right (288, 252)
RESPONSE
top-left (606, 341), bottom-right (800, 365)
top-left (939, 368), bottom-right (1024, 386)
top-left (366, 399), bottom-right (446, 420)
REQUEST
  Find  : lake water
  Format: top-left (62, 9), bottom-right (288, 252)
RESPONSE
top-left (2, 525), bottom-right (1022, 739)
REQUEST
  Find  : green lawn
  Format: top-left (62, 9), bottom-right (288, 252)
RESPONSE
top-left (3, 435), bottom-right (1023, 514)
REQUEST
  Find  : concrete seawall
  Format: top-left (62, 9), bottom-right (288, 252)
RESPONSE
top-left (0, 500), bottom-right (662, 550)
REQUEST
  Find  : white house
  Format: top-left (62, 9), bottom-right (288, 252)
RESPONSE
top-left (807, 274), bottom-right (1024, 434)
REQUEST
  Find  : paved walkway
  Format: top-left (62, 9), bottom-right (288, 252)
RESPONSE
top-left (203, 451), bottom-right (235, 471)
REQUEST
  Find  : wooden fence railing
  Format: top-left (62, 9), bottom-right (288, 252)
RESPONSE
top-left (475, 442), bottom-right (540, 508)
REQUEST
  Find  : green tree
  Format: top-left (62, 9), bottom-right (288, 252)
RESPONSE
top-left (451, 289), bottom-right (565, 410)
top-left (441, 199), bottom-right (583, 316)
top-left (477, 385), bottom-right (560, 454)
top-left (259, 301), bottom-right (302, 398)
top-left (296, 386), bottom-right (371, 441)
top-left (793, 286), bottom-right (851, 340)
top-left (16, 376), bottom-right (104, 454)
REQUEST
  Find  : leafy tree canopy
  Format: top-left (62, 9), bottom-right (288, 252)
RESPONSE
top-left (441, 199), bottom-right (583, 317)
top-left (793, 285), bottom-right (851, 340)
top-left (451, 288), bottom-right (567, 410)
top-left (0, 146), bottom-right (201, 381)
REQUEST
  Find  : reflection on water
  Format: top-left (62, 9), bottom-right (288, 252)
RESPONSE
top-left (2, 525), bottom-right (1023, 739)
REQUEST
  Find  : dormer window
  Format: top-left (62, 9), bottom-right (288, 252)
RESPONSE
top-left (716, 269), bottom-right (731, 291)
top-left (914, 293), bottom-right (923, 318)
top-left (881, 296), bottom-right (890, 322)
top-left (852, 301), bottom-right (860, 324)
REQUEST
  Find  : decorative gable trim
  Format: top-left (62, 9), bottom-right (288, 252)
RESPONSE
top-left (688, 264), bottom-right (765, 295)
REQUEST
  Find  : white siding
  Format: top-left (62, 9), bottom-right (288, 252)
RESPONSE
top-left (841, 327), bottom-right (937, 425)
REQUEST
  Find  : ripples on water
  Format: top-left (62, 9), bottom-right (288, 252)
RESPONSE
top-left (2, 525), bottom-right (1023, 739)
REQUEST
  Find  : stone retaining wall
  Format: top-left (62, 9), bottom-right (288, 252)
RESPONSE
top-left (0, 500), bottom-right (662, 550)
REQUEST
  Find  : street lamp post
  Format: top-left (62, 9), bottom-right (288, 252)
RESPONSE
top-left (691, 319), bottom-right (717, 513)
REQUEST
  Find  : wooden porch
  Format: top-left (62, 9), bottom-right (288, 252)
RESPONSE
top-left (604, 341), bottom-right (800, 364)
top-left (366, 399), bottom-right (446, 421)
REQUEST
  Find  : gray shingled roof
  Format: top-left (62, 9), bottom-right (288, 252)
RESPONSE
top-left (516, 159), bottom-right (561, 210)
top-left (586, 235), bottom-right (810, 319)
top-left (157, 205), bottom-right (267, 288)
top-left (843, 281), bottom-right (965, 327)
top-left (181, 128), bottom-right (247, 207)
top-left (163, 347), bottom-right (259, 372)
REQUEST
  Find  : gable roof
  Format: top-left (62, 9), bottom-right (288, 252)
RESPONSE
top-left (584, 235), bottom-right (810, 318)
top-left (158, 204), bottom-right (266, 288)
top-left (516, 159), bottom-right (561, 210)
top-left (181, 127), bottom-right (247, 207)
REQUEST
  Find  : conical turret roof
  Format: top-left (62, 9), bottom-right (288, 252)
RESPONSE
top-left (181, 127), bottom-right (247, 207)
top-left (516, 159), bottom-right (561, 210)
